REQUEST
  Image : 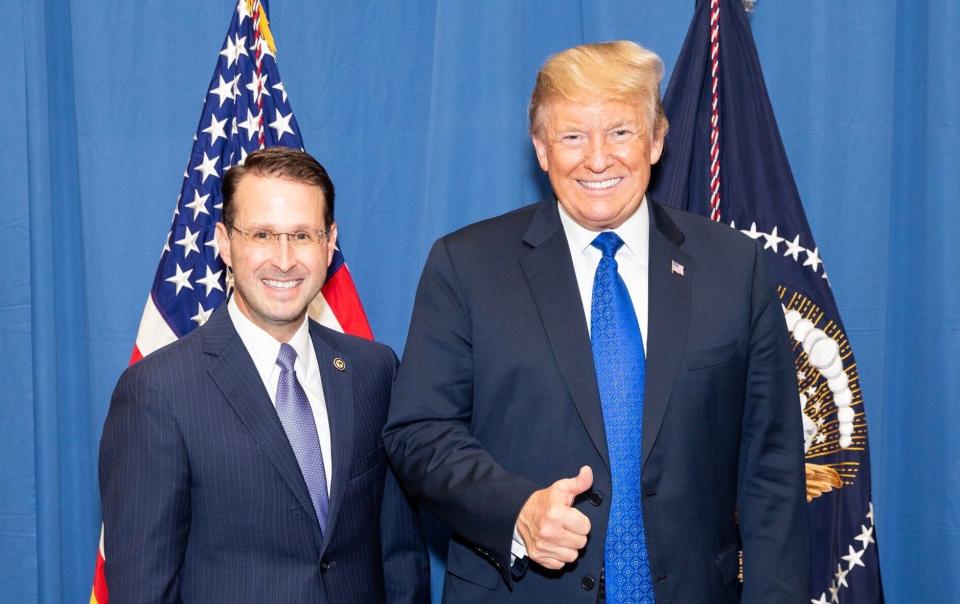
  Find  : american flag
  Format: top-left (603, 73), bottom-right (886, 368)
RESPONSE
top-left (91, 1), bottom-right (372, 601)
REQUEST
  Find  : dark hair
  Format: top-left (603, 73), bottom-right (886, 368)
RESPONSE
top-left (220, 147), bottom-right (335, 227)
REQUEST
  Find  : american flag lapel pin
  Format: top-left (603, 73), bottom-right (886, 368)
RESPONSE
top-left (671, 260), bottom-right (685, 276)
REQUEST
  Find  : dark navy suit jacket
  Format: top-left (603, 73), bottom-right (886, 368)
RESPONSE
top-left (100, 305), bottom-right (429, 603)
top-left (384, 199), bottom-right (809, 603)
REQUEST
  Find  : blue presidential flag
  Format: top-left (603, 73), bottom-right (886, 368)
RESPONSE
top-left (649, 1), bottom-right (884, 601)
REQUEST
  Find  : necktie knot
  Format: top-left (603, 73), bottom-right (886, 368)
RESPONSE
top-left (591, 231), bottom-right (625, 259)
top-left (277, 343), bottom-right (297, 372)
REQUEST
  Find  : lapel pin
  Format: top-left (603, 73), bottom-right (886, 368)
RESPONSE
top-left (671, 260), bottom-right (685, 276)
top-left (333, 357), bottom-right (346, 372)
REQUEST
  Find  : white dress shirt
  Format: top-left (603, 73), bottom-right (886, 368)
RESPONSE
top-left (228, 298), bottom-right (334, 495)
top-left (512, 198), bottom-right (651, 562)
top-left (557, 198), bottom-right (650, 351)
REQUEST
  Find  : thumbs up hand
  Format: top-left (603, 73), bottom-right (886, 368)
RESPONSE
top-left (516, 466), bottom-right (594, 570)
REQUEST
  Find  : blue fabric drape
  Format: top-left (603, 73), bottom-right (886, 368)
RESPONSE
top-left (1, 1), bottom-right (956, 602)
top-left (3, 1), bottom-right (99, 601)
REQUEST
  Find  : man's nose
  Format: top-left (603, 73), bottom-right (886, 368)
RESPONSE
top-left (272, 235), bottom-right (297, 271)
top-left (583, 136), bottom-right (613, 172)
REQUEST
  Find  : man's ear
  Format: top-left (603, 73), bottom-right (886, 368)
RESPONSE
top-left (215, 222), bottom-right (232, 268)
top-left (649, 132), bottom-right (665, 165)
top-left (325, 223), bottom-right (338, 269)
top-left (531, 134), bottom-right (550, 173)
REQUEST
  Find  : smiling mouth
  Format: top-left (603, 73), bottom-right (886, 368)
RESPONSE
top-left (577, 177), bottom-right (623, 190)
top-left (262, 279), bottom-right (301, 290)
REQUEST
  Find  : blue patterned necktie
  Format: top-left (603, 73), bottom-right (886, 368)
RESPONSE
top-left (590, 232), bottom-right (655, 603)
top-left (275, 343), bottom-right (330, 534)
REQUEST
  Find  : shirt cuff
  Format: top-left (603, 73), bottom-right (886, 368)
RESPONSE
top-left (510, 524), bottom-right (528, 565)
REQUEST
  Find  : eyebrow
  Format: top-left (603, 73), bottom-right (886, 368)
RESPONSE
top-left (551, 119), bottom-right (639, 132)
top-left (237, 222), bottom-right (325, 231)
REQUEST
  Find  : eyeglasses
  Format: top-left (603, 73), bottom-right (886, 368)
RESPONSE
top-left (228, 225), bottom-right (331, 247)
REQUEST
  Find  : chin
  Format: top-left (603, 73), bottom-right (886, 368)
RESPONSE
top-left (271, 306), bottom-right (309, 322)
top-left (581, 211), bottom-right (626, 229)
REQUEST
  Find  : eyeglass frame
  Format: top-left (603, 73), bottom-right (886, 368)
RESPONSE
top-left (226, 223), bottom-right (333, 247)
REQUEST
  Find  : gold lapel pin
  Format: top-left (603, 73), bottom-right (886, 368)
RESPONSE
top-left (333, 357), bottom-right (346, 371)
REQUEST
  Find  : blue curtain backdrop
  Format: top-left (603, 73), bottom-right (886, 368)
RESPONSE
top-left (1, 1), bottom-right (956, 602)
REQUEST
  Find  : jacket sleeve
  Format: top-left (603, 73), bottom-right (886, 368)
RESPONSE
top-left (99, 364), bottom-right (190, 604)
top-left (379, 348), bottom-right (432, 603)
top-left (383, 239), bottom-right (539, 585)
top-left (737, 244), bottom-right (811, 603)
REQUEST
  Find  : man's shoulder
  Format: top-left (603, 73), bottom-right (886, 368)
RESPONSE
top-left (653, 200), bottom-right (758, 257)
top-left (308, 322), bottom-right (397, 402)
top-left (117, 319), bottom-right (214, 388)
top-left (308, 320), bottom-right (396, 367)
top-left (424, 201), bottom-right (544, 276)
top-left (441, 200), bottom-right (541, 247)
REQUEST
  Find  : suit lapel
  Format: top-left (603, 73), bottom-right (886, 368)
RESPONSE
top-left (203, 306), bottom-right (323, 543)
top-left (308, 323), bottom-right (353, 555)
top-left (520, 201), bottom-right (609, 470)
top-left (642, 201), bottom-right (692, 471)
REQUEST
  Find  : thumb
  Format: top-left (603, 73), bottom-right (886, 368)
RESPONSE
top-left (555, 465), bottom-right (594, 503)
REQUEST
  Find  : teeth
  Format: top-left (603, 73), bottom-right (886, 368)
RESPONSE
top-left (263, 279), bottom-right (299, 290)
top-left (578, 177), bottom-right (622, 190)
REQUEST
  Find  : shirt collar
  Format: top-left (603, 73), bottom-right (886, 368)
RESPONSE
top-left (228, 296), bottom-right (312, 382)
top-left (557, 196), bottom-right (650, 259)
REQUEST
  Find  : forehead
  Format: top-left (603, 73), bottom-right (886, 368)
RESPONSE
top-left (232, 173), bottom-right (326, 223)
top-left (542, 97), bottom-right (646, 129)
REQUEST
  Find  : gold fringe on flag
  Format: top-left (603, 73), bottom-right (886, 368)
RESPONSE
top-left (246, 0), bottom-right (277, 55)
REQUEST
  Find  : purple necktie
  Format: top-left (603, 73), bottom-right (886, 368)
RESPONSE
top-left (275, 343), bottom-right (329, 533)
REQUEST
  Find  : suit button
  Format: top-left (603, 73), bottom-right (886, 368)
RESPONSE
top-left (589, 491), bottom-right (603, 506)
top-left (319, 559), bottom-right (333, 572)
top-left (581, 574), bottom-right (596, 591)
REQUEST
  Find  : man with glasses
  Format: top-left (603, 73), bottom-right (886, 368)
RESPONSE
top-left (99, 147), bottom-right (429, 603)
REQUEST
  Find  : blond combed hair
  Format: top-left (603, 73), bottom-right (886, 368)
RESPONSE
top-left (529, 40), bottom-right (669, 139)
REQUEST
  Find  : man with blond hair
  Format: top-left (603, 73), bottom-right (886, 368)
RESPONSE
top-left (385, 41), bottom-right (808, 603)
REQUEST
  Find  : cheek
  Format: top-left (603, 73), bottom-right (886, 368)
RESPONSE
top-left (232, 250), bottom-right (268, 276)
top-left (625, 154), bottom-right (653, 178)
top-left (548, 163), bottom-right (581, 188)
